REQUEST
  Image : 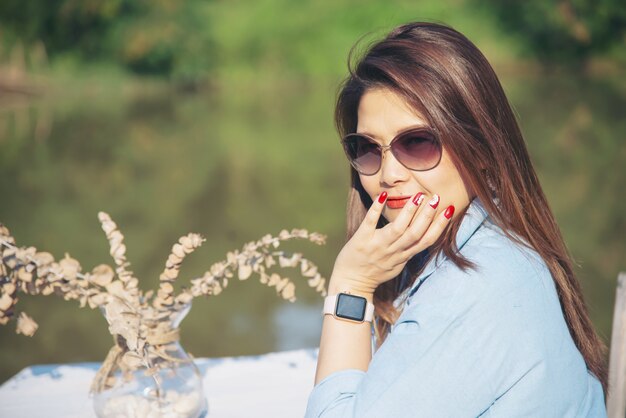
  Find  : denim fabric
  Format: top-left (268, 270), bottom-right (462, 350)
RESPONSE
top-left (305, 197), bottom-right (607, 418)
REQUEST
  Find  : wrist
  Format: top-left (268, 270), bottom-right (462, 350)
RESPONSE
top-left (328, 276), bottom-right (375, 304)
top-left (323, 291), bottom-right (375, 323)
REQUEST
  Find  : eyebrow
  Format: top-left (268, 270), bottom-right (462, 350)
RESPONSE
top-left (356, 124), bottom-right (432, 143)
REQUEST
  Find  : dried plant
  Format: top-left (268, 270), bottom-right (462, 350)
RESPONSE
top-left (0, 213), bottom-right (327, 393)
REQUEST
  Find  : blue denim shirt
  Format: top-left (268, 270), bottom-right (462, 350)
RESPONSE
top-left (305, 197), bottom-right (607, 417)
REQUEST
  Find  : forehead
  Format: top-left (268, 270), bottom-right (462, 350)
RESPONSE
top-left (356, 88), bottom-right (429, 140)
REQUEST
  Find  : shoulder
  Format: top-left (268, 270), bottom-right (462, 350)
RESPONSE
top-left (402, 218), bottom-right (562, 337)
top-left (459, 219), bottom-right (554, 297)
top-left (413, 218), bottom-right (552, 300)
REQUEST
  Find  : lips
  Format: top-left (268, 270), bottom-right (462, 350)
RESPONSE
top-left (386, 196), bottom-right (411, 209)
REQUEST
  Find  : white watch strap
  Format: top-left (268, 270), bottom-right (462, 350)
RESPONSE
top-left (323, 293), bottom-right (375, 322)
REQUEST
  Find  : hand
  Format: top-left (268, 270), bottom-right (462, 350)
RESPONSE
top-left (329, 192), bottom-right (454, 297)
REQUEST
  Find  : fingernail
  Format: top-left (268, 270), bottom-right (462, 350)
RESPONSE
top-left (412, 192), bottom-right (424, 206)
top-left (444, 205), bottom-right (455, 219)
top-left (428, 194), bottom-right (440, 209)
top-left (378, 192), bottom-right (388, 203)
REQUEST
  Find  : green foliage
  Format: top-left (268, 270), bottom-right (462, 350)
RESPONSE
top-left (1, 0), bottom-right (624, 78)
top-left (204, 0), bottom-right (521, 80)
top-left (477, 0), bottom-right (626, 63)
top-left (0, 0), bottom-right (135, 55)
top-left (0, 0), bottom-right (214, 82)
top-left (1, 0), bottom-right (524, 82)
top-left (106, 0), bottom-right (214, 83)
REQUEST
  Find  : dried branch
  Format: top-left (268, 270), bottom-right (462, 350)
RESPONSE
top-left (97, 212), bottom-right (140, 301)
top-left (0, 215), bottom-right (329, 393)
top-left (155, 233), bottom-right (205, 309)
top-left (187, 228), bottom-right (328, 302)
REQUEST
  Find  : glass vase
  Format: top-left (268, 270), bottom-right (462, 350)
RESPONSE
top-left (92, 302), bottom-right (208, 418)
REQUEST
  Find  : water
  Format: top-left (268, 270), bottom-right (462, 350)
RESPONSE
top-left (0, 72), bottom-right (624, 383)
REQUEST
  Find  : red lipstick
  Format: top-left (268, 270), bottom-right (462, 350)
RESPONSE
top-left (386, 196), bottom-right (411, 209)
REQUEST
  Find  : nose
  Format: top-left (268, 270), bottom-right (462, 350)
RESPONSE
top-left (379, 147), bottom-right (410, 186)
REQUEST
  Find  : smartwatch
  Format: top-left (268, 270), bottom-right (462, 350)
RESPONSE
top-left (323, 292), bottom-right (375, 323)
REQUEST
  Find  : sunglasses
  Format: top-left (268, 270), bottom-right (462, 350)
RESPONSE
top-left (341, 127), bottom-right (442, 176)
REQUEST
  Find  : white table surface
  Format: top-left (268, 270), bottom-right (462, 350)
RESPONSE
top-left (0, 347), bottom-right (319, 418)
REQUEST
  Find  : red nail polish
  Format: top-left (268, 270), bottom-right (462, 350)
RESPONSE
top-left (412, 192), bottom-right (424, 206)
top-left (444, 205), bottom-right (455, 219)
top-left (378, 192), bottom-right (388, 203)
top-left (428, 194), bottom-right (440, 209)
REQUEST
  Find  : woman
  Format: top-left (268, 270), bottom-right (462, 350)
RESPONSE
top-left (305, 22), bottom-right (608, 417)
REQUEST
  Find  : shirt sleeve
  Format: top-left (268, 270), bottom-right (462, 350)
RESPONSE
top-left (304, 252), bottom-right (599, 418)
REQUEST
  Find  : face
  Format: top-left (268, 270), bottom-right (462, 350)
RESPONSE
top-left (355, 88), bottom-right (473, 223)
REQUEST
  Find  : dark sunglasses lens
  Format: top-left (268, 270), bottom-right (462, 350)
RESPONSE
top-left (393, 132), bottom-right (441, 170)
top-left (343, 135), bottom-right (381, 175)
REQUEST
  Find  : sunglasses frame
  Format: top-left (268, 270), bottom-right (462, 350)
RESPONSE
top-left (341, 126), bottom-right (442, 176)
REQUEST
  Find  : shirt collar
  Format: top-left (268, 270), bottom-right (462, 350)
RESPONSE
top-left (406, 196), bottom-right (490, 298)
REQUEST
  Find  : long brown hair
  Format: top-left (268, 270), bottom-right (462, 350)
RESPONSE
top-left (335, 22), bottom-right (608, 395)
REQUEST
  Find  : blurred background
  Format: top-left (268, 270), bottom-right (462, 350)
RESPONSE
top-left (0, 0), bottom-right (625, 383)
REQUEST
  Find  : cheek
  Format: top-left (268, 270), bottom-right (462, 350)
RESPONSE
top-left (410, 164), bottom-right (470, 205)
top-left (359, 175), bottom-right (378, 200)
top-left (439, 161), bottom-right (470, 199)
top-left (441, 172), bottom-right (471, 209)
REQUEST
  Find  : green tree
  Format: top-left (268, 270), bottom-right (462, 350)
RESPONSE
top-left (0, 0), bottom-right (136, 55)
top-left (0, 0), bottom-right (214, 82)
top-left (478, 0), bottom-right (626, 64)
top-left (107, 0), bottom-right (214, 84)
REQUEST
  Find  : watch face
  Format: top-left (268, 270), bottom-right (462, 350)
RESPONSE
top-left (336, 293), bottom-right (367, 321)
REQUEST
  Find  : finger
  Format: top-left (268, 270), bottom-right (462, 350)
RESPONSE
top-left (357, 191), bottom-right (388, 234)
top-left (401, 203), bottom-right (455, 257)
top-left (391, 194), bottom-right (440, 251)
top-left (385, 192), bottom-right (425, 238)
